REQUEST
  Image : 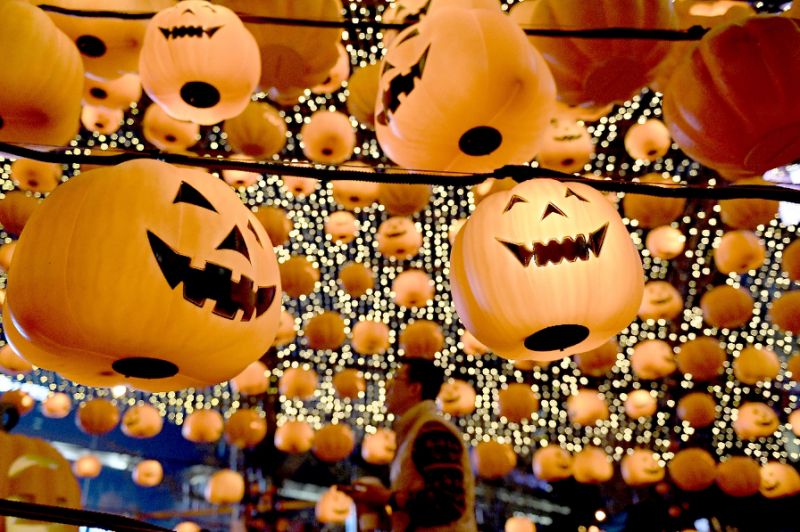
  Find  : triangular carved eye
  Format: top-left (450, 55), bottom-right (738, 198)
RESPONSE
top-left (565, 187), bottom-right (589, 202)
top-left (173, 181), bottom-right (217, 212)
top-left (542, 202), bottom-right (567, 220)
top-left (247, 220), bottom-right (263, 246)
top-left (503, 195), bottom-right (527, 213)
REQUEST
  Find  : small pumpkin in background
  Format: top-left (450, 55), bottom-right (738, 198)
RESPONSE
top-left (121, 403), bottom-right (163, 439)
top-left (448, 218), bottom-right (468, 245)
top-left (437, 379), bottom-right (477, 417)
top-left (716, 456), bottom-right (761, 497)
top-left (332, 369), bottom-right (366, 399)
top-left (230, 360), bottom-right (269, 396)
top-left (279, 255), bottom-right (320, 298)
top-left (638, 281), bottom-right (683, 321)
top-left (282, 174), bottom-right (319, 197)
top-left (76, 398), bottom-right (120, 435)
top-left (645, 225), bottom-right (686, 260)
top-left (770, 290), bottom-right (800, 335)
top-left (760, 462), bottom-right (800, 499)
top-left (399, 320), bottom-right (444, 359)
top-left (0, 343), bottom-right (32, 375)
top-left (573, 446), bottom-right (613, 484)
top-left (377, 216), bottom-right (423, 260)
top-left (782, 239), bottom-right (800, 281)
top-left (498, 383), bottom-right (539, 423)
top-left (566, 389), bottom-right (609, 427)
top-left (273, 310), bottom-right (297, 347)
top-left (677, 392), bottom-right (716, 428)
top-left (311, 43), bottom-right (350, 95)
top-left (789, 409), bottom-right (800, 437)
top-left (73, 454), bottom-right (102, 479)
top-left (677, 336), bottom-right (726, 381)
top-left (316, 486), bottom-right (354, 525)
top-left (221, 156), bottom-right (261, 189)
top-left (346, 63), bottom-right (381, 129)
top-left (279, 367), bottom-right (319, 400)
top-left (312, 423), bottom-right (356, 463)
top-left (332, 169), bottom-right (381, 210)
top-left (81, 105), bottom-right (124, 135)
top-left (734, 402), bottom-right (779, 440)
top-left (461, 330), bottom-right (489, 357)
top-left (324, 211), bottom-right (358, 244)
top-left (305, 312), bottom-right (346, 351)
top-left (205, 469), bottom-right (245, 504)
top-left (733, 346), bottom-right (780, 385)
top-left (378, 183), bottom-right (432, 216)
top-left (621, 449), bottom-right (664, 487)
top-left (532, 446), bottom-right (573, 482)
top-left (301, 110), bottom-right (356, 164)
top-left (223, 101), bottom-right (287, 159)
top-left (182, 409), bottom-right (224, 443)
top-left (83, 73), bottom-right (142, 109)
top-left (624, 119), bottom-right (672, 162)
top-left (624, 389), bottom-right (658, 419)
top-left (351, 319), bottom-right (390, 356)
top-left (717, 178), bottom-right (779, 229)
top-left (224, 408), bottom-right (268, 448)
top-left (142, 103), bottom-right (200, 152)
top-left (630, 339), bottom-right (676, 380)
top-left (505, 516), bottom-right (537, 532)
top-left (254, 206), bottom-right (293, 247)
top-left (175, 523), bottom-right (202, 532)
top-left (0, 191), bottom-right (40, 237)
top-left (1, 389), bottom-right (35, 416)
top-left (623, 174), bottom-right (686, 229)
top-left (700, 285), bottom-right (753, 329)
top-left (10, 159), bottom-right (62, 194)
top-left (338, 262), bottom-right (375, 298)
top-left (472, 440), bottom-right (517, 480)
top-left (714, 230), bottom-right (765, 274)
top-left (133, 460), bottom-right (164, 488)
top-left (574, 338), bottom-right (618, 377)
top-left (535, 115), bottom-right (595, 174)
top-left (362, 429), bottom-right (397, 465)
top-left (274, 420), bottom-right (315, 454)
top-left (392, 269), bottom-right (434, 308)
top-left (789, 353), bottom-right (800, 380)
top-left (41, 392), bottom-right (73, 419)
top-left (669, 448), bottom-right (716, 492)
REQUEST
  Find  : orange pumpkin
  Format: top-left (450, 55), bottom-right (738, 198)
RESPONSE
top-left (573, 446), bottom-right (613, 484)
top-left (669, 448), bottom-right (716, 491)
top-left (782, 240), bottom-right (800, 282)
top-left (10, 159), bottom-right (62, 194)
top-left (789, 353), bottom-right (800, 380)
top-left (133, 460), bottom-right (163, 488)
top-left (230, 360), bottom-right (269, 396)
top-left (224, 101), bottom-right (286, 159)
top-left (0, 242), bottom-right (15, 275)
top-left (532, 446), bottom-right (573, 482)
top-left (76, 398), bottom-right (120, 435)
top-left (472, 440), bottom-right (517, 479)
top-left (332, 369), bottom-right (366, 399)
top-left (121, 403), bottom-right (163, 439)
top-left (623, 174), bottom-right (686, 229)
top-left (41, 392), bottom-right (72, 419)
top-left (81, 105), bottom-right (124, 135)
top-left (346, 63), bottom-right (381, 129)
top-left (718, 178), bottom-right (779, 229)
top-left (631, 339), bottom-right (676, 380)
top-left (331, 166), bottom-right (380, 210)
top-left (279, 255), bottom-right (320, 298)
top-left (252, 206), bottom-right (292, 247)
top-left (624, 389), bottom-right (658, 419)
top-left (224, 408), bottom-right (267, 448)
top-left (760, 462), bottom-right (800, 499)
top-left (378, 183), bottom-right (432, 217)
top-left (311, 43), bottom-right (350, 95)
top-left (700, 285), bottom-right (753, 329)
top-left (72, 455), bottom-right (101, 479)
top-left (274, 310), bottom-right (297, 347)
top-left (0, 191), bottom-right (40, 237)
top-left (142, 103), bottom-right (200, 152)
top-left (716, 456), bottom-right (761, 497)
top-left (338, 262), bottom-right (375, 298)
top-left (274, 420), bottom-right (315, 454)
top-left (301, 111), bottom-right (356, 165)
top-left (279, 367), bottom-right (319, 400)
top-left (639, 281), bottom-right (684, 321)
top-left (437, 379), bottom-right (477, 416)
top-left (566, 389), bottom-right (609, 426)
top-left (677, 392), bottom-right (716, 428)
top-left (621, 449), bottom-right (664, 487)
top-left (304, 312), bottom-right (346, 351)
top-left (505, 516), bottom-right (537, 532)
top-left (312, 423), bottom-right (356, 463)
top-left (392, 269), bottom-right (434, 308)
top-left (498, 383), bottom-right (539, 423)
top-left (399, 320), bottom-right (444, 359)
top-left (282, 174), bottom-right (319, 197)
top-left (461, 330), bottom-right (489, 356)
top-left (221, 156), bottom-right (261, 189)
top-left (377, 217), bottom-right (423, 260)
top-left (361, 429), bottom-right (397, 465)
top-left (535, 115), bottom-right (595, 174)
top-left (677, 336), bottom-right (726, 381)
top-left (351, 319), bottom-right (390, 356)
top-left (205, 469), bottom-right (245, 504)
top-left (0, 390), bottom-right (34, 416)
top-left (770, 291), bottom-right (800, 335)
top-left (645, 225), bottom-right (686, 260)
top-left (733, 402), bottom-right (779, 440)
top-left (182, 409), bottom-right (224, 443)
top-left (83, 73), bottom-right (142, 110)
top-left (0, 344), bottom-right (32, 375)
top-left (714, 230), bottom-right (765, 274)
top-left (316, 486), bottom-right (354, 525)
top-left (574, 338), bottom-right (618, 377)
top-left (324, 211), bottom-right (358, 244)
top-left (624, 119), bottom-right (672, 162)
top-left (733, 346), bottom-right (780, 385)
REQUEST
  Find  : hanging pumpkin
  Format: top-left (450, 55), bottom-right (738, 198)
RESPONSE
top-left (183, 408), bottom-right (224, 443)
top-left (734, 402), bottom-right (779, 440)
top-left (0, 1), bottom-right (83, 147)
top-left (41, 392), bottom-right (73, 419)
top-left (630, 339), bottom-right (676, 380)
top-left (316, 486), bottom-right (354, 525)
top-left (83, 73), bottom-right (142, 110)
top-left (566, 389), bottom-right (609, 426)
top-left (437, 379), bottom-right (477, 417)
top-left (574, 338), bottom-right (618, 377)
top-left (0, 242), bottom-right (16, 274)
top-left (301, 111), bottom-right (356, 165)
top-left (535, 115), bottom-right (595, 174)
top-left (392, 269), bottom-right (434, 308)
top-left (351, 319), bottom-right (390, 356)
top-left (175, 522), bottom-right (202, 532)
top-left (81, 105), bottom-right (124, 135)
top-left (230, 360), bottom-right (269, 396)
top-left (700, 285), bottom-right (753, 329)
top-left (645, 225), bottom-right (686, 260)
top-left (332, 369), bottom-right (366, 399)
top-left (0, 390), bottom-right (34, 416)
top-left (624, 119), bottom-right (672, 162)
top-left (789, 353), bottom-right (800, 380)
top-left (376, 5), bottom-right (556, 173)
top-left (497, 383), bottom-right (539, 423)
top-left (718, 178), bottom-right (779, 229)
top-left (716, 456), bottom-right (761, 497)
top-left (0, 344), bottom-right (32, 375)
top-left (221, 156), bottom-right (261, 189)
top-left (305, 312), bottom-right (346, 351)
top-left (399, 320), bottom-right (444, 359)
top-left (677, 336), bottom-right (726, 381)
top-left (133, 460), bottom-right (164, 488)
top-left (668, 448), bottom-right (716, 492)
top-left (224, 408), bottom-right (267, 448)
top-left (733, 346), bottom-right (780, 385)
top-left (253, 206), bottom-right (292, 248)
top-left (472, 440), bottom-right (517, 479)
top-left (274, 420), bottom-right (315, 454)
top-left (378, 183), bottom-right (432, 217)
top-left (532, 446), bottom-right (573, 482)
top-left (505, 516), bottom-right (536, 532)
top-left (139, 1), bottom-right (260, 124)
top-left (205, 469), bottom-right (245, 504)
top-left (623, 174), bottom-right (686, 229)
top-left (142, 103), bottom-right (200, 152)
top-left (663, 17), bottom-right (800, 179)
top-left (76, 398), bottom-right (119, 435)
top-left (639, 281), bottom-right (685, 321)
top-left (625, 390), bottom-right (658, 419)
top-left (324, 211), bottom-right (359, 244)
top-left (282, 174), bottom-right (319, 198)
top-left (621, 449), bottom-right (664, 487)
top-left (510, 0), bottom-right (676, 108)
top-left (381, 0), bottom-right (432, 47)
top-left (223, 101), bottom-right (287, 159)
top-left (361, 429), bottom-right (397, 465)
top-left (73, 455), bottom-right (102, 479)
top-left (714, 230), bottom-right (765, 274)
top-left (770, 290), bottom-right (800, 335)
top-left (760, 462), bottom-right (800, 499)
top-left (377, 216), bottom-right (423, 260)
top-left (279, 255), bottom-right (320, 298)
top-left (10, 159), bottom-right (62, 194)
top-left (279, 367), bottom-right (319, 400)
top-left (0, 192), bottom-right (39, 238)
top-left (274, 309), bottom-right (297, 347)
top-left (312, 423), bottom-right (356, 463)
top-left (346, 63), bottom-right (381, 129)
top-left (121, 403), bottom-right (164, 439)
top-left (451, 179), bottom-right (643, 361)
top-left (573, 446), bottom-right (613, 484)
top-left (677, 392), bottom-right (716, 428)
top-left (332, 172), bottom-right (381, 211)
top-left (338, 262), bottom-right (375, 298)
top-left (4, 161), bottom-right (281, 392)
top-left (311, 43), bottom-right (351, 95)
top-left (782, 240), bottom-right (800, 282)
top-left (461, 330), bottom-right (489, 357)
top-left (790, 409), bottom-right (800, 437)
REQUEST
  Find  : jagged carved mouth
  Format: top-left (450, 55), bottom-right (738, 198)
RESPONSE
top-left (147, 231), bottom-right (275, 321)
top-left (555, 134), bottom-right (583, 142)
top-left (159, 25), bottom-right (222, 39)
top-left (497, 223), bottom-right (608, 268)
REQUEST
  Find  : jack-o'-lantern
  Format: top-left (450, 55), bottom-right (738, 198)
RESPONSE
top-left (133, 460), bottom-right (163, 488)
top-left (41, 393), bottom-right (72, 419)
top-left (4, 161), bottom-right (281, 392)
top-left (716, 456), bottom-right (761, 497)
top-left (339, 262), bottom-right (375, 298)
top-left (677, 392), bottom-right (716, 428)
top-left (333, 369), bottom-right (366, 399)
top-left (451, 179), bottom-right (643, 361)
top-left (399, 320), bottom-right (444, 359)
top-left (175, 522), bottom-right (201, 532)
top-left (72, 455), bottom-right (101, 479)
top-left (274, 310), bottom-right (297, 347)
top-left (677, 336), bottom-right (726, 381)
top-left (316, 486), bottom-right (354, 525)
top-left (223, 101), bottom-right (286, 159)
top-left (734, 402), bottom-right (779, 440)
top-left (733, 346), bottom-right (780, 385)
top-left (274, 420), bottom-right (315, 454)
top-left (324, 211), bottom-right (358, 244)
top-left (140, 1), bottom-right (260, 124)
top-left (10, 160), bottom-right (62, 194)
top-left (81, 105), bottom-right (123, 135)
top-left (1, 390), bottom-right (34, 416)
top-left (498, 383), bottom-right (539, 423)
top-left (221, 156), bottom-right (261, 189)
top-left (332, 168), bottom-right (381, 210)
top-left (669, 448), bottom-right (716, 492)
top-left (121, 404), bottom-right (163, 439)
top-left (535, 116), bottom-right (595, 174)
top-left (230, 360), bottom-right (268, 396)
top-left (142, 103), bottom-right (200, 152)
top-left (224, 409), bottom-right (267, 448)
top-left (381, 0), bottom-right (431, 47)
top-left (505, 516), bottom-right (536, 532)
top-left (0, 242), bottom-right (15, 274)
top-left (282, 174), bottom-right (319, 197)
top-left (761, 462), bottom-right (800, 499)
top-left (770, 290), bottom-right (800, 335)
top-left (511, 0), bottom-right (676, 108)
top-left (783, 240), bottom-right (800, 281)
top-left (300, 111), bottom-right (355, 164)
top-left (461, 330), bottom-right (489, 356)
top-left (574, 338), bottom-right (618, 377)
top-left (437, 379), bottom-right (477, 417)
top-left (0, 344), bottom-right (32, 375)
top-left (351, 319), bottom-right (390, 355)
top-left (624, 119), bottom-right (672, 162)
top-left (0, 1), bottom-right (83, 147)
top-left (631, 339), bottom-right (676, 380)
top-left (664, 17), bottom-right (800, 180)
top-left (205, 469), bottom-right (245, 504)
top-left (566, 389), bottom-right (609, 427)
top-left (305, 312), bottom-right (346, 351)
top-left (361, 429), bottom-right (397, 465)
top-left (714, 230), bottom-right (765, 274)
top-left (376, 5), bottom-right (556, 173)
top-left (573, 446), bottom-right (613, 484)
top-left (532, 446), bottom-right (573, 482)
top-left (76, 399), bottom-right (119, 435)
top-left (378, 183), bottom-right (432, 217)
top-left (312, 43), bottom-right (350, 95)
top-left (623, 174), bottom-right (686, 229)
top-left (377, 217), bottom-right (423, 260)
top-left (253, 206), bottom-right (292, 247)
top-left (625, 390), bottom-right (658, 419)
top-left (392, 270), bottom-right (434, 308)
top-left (347, 63), bottom-right (381, 129)
top-left (279, 367), bottom-right (319, 400)
top-left (621, 449), bottom-right (664, 486)
top-left (646, 226), bottom-right (686, 260)
top-left (279, 255), bottom-right (320, 298)
top-left (313, 423), bottom-right (355, 463)
top-left (0, 192), bottom-right (39, 237)
top-left (182, 409), bottom-right (224, 443)
top-left (473, 440), bottom-right (517, 479)
top-left (701, 285), bottom-right (753, 329)
top-left (83, 73), bottom-right (142, 110)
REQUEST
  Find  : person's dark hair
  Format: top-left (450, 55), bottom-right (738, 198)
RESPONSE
top-left (403, 358), bottom-right (445, 401)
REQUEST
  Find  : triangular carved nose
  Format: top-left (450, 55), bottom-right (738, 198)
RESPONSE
top-left (216, 226), bottom-right (250, 261)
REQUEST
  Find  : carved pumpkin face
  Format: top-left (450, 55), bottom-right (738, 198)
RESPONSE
top-left (536, 116), bottom-right (595, 173)
top-left (498, 383), bottom-right (539, 423)
top-left (624, 390), bottom-right (657, 419)
top-left (279, 367), bottom-right (318, 400)
top-left (324, 211), bottom-right (358, 244)
top-left (182, 409), bottom-right (224, 443)
top-left (436, 379), bottom-right (477, 416)
top-left (40, 393), bottom-right (72, 419)
top-left (392, 269), bottom-right (434, 308)
top-left (224, 408), bottom-right (267, 448)
top-left (10, 159), bottom-right (62, 194)
top-left (638, 281), bottom-right (683, 321)
top-left (624, 119), bottom-right (672, 162)
top-left (677, 392), bottom-right (716, 428)
top-left (316, 486), bottom-right (354, 525)
top-left (621, 449), bottom-right (664, 487)
top-left (715, 230), bottom-right (765, 274)
top-left (230, 360), bottom-right (268, 396)
top-left (733, 346), bottom-right (779, 385)
top-left (573, 446), bottom-right (613, 484)
top-left (451, 179), bottom-right (643, 361)
top-left (76, 399), bottom-right (119, 435)
top-left (312, 424), bottom-right (356, 463)
top-left (472, 440), bottom-right (517, 480)
top-left (140, 1), bottom-right (260, 124)
top-left (121, 404), bottom-right (163, 439)
top-left (631, 339), bottom-right (676, 380)
top-left (377, 217), bottom-right (423, 260)
top-left (351, 319), bottom-right (390, 356)
top-left (566, 389), bottom-right (609, 426)
top-left (133, 460), bottom-right (163, 488)
top-left (760, 462), bottom-right (800, 499)
top-left (361, 429), bottom-right (397, 465)
top-left (645, 225), bottom-right (686, 260)
top-left (734, 402), bottom-right (779, 440)
top-left (205, 469), bottom-right (244, 504)
top-left (532, 446), bottom-right (573, 482)
top-left (4, 160), bottom-right (281, 392)
top-left (274, 420), bottom-right (315, 454)
top-left (81, 105), bottom-right (123, 135)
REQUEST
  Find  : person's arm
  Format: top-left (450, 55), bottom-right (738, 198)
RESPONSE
top-left (397, 421), bottom-right (468, 527)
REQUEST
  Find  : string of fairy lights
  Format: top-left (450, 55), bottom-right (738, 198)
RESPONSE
top-left (0, 0), bottom-right (798, 474)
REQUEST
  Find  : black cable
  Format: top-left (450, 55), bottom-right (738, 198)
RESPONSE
top-left (2, 141), bottom-right (797, 203)
top-left (0, 499), bottom-right (172, 532)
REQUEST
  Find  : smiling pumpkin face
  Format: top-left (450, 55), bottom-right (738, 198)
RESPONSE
top-left (361, 428), bottom-right (397, 465)
top-left (451, 179), bottom-right (643, 361)
top-left (621, 449), bottom-right (664, 487)
top-left (4, 160), bottom-right (280, 392)
top-left (377, 216), bottom-right (423, 260)
top-left (760, 462), bottom-right (800, 499)
top-left (630, 339), bottom-right (676, 380)
top-left (316, 486), bottom-right (354, 524)
top-left (532, 446), bottom-right (573, 482)
top-left (638, 281), bottom-right (683, 321)
top-left (536, 116), bottom-right (595, 173)
top-left (734, 402), bottom-right (779, 440)
top-left (436, 379), bottom-right (477, 416)
top-left (121, 404), bottom-right (164, 439)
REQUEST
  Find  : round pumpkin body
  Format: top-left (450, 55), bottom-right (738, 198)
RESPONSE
top-left (230, 360), bottom-right (269, 396)
top-left (76, 398), bottom-right (120, 435)
top-left (4, 160), bottom-right (281, 392)
top-left (437, 379), bottom-right (477, 417)
top-left (324, 211), bottom-right (358, 244)
top-left (83, 73), bottom-right (142, 110)
top-left (638, 281), bottom-right (684, 321)
top-left (73, 454), bottom-right (101, 479)
top-left (623, 174), bottom-right (686, 229)
top-left (279, 367), bottom-right (319, 400)
top-left (573, 446), bottom-right (613, 484)
top-left (784, 240), bottom-right (800, 281)
top-left (377, 217), bottom-right (423, 260)
top-left (733, 346), bottom-right (779, 385)
top-left (274, 420), bottom-right (315, 454)
top-left (677, 392), bottom-right (716, 428)
top-left (624, 119), bottom-right (672, 162)
top-left (205, 469), bottom-right (245, 504)
top-left (761, 462), bottom-right (800, 499)
top-left (121, 403), bottom-right (164, 439)
top-left (279, 255), bottom-right (320, 298)
top-left (715, 230), bottom-right (765, 274)
top-left (1, 390), bottom-right (34, 416)
top-left (399, 320), bottom-right (444, 359)
top-left (451, 179), bottom-right (643, 361)
top-left (677, 336), bottom-right (726, 381)
top-left (301, 111), bottom-right (356, 164)
top-left (472, 440), bottom-right (517, 480)
top-left (378, 183), bottom-right (432, 217)
top-left (718, 178), bottom-right (779, 230)
top-left (347, 63), bottom-right (381, 129)
top-left (183, 409), bottom-right (224, 443)
top-left (498, 383), bottom-right (539, 423)
top-left (535, 115), bottom-right (595, 174)
top-left (734, 402), bottom-right (779, 440)
top-left (631, 339), bottom-right (676, 380)
top-left (305, 312), bottom-right (346, 351)
top-left (625, 390), bottom-right (658, 419)
top-left (361, 429), bottom-right (397, 465)
top-left (81, 105), bottom-right (124, 135)
top-left (41, 392), bottom-right (72, 419)
top-left (532, 446), bottom-right (573, 482)
top-left (273, 310), bottom-right (297, 348)
top-left (0, 192), bottom-right (39, 237)
top-left (0, 344), bottom-right (32, 375)
top-left (224, 408), bottom-right (267, 448)
top-left (700, 285), bottom-right (753, 329)
top-left (133, 460), bottom-right (164, 488)
top-left (142, 103), bottom-right (200, 152)
top-left (312, 43), bottom-right (350, 95)
top-left (770, 291), bottom-right (800, 335)
top-left (669, 448), bottom-right (716, 492)
top-left (716, 456), bottom-right (761, 497)
top-left (574, 338), bottom-right (618, 377)
top-left (392, 270), bottom-right (434, 308)
top-left (505, 516), bottom-right (536, 532)
top-left (351, 319), bottom-right (390, 356)
top-left (312, 423), bottom-right (356, 463)
top-left (646, 225), bottom-right (686, 260)
top-left (567, 389), bottom-right (609, 426)
top-left (316, 486), bottom-right (354, 525)
top-left (224, 101), bottom-right (286, 159)
top-left (621, 449), bottom-right (664, 487)
top-left (332, 369), bottom-right (366, 400)
top-left (10, 159), bottom-right (62, 194)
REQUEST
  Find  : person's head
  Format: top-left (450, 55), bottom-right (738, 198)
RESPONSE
top-left (385, 358), bottom-right (445, 417)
